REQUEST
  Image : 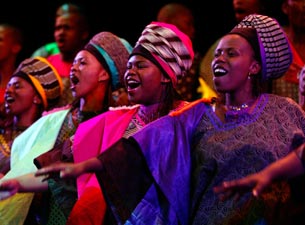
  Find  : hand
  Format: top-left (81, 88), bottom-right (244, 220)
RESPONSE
top-left (0, 179), bottom-right (21, 200)
top-left (213, 172), bottom-right (271, 201)
top-left (34, 162), bottom-right (83, 180)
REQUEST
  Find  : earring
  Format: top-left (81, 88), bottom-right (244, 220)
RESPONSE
top-left (248, 72), bottom-right (252, 80)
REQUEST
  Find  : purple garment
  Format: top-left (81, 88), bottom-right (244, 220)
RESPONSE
top-left (96, 94), bottom-right (305, 224)
top-left (133, 94), bottom-right (305, 225)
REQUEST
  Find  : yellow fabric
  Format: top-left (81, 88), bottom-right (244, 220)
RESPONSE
top-left (0, 193), bottom-right (34, 225)
top-left (197, 77), bottom-right (217, 99)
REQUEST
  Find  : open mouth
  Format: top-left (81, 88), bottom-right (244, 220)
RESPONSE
top-left (126, 79), bottom-right (141, 90)
top-left (5, 95), bottom-right (14, 104)
top-left (70, 75), bottom-right (79, 85)
top-left (213, 68), bottom-right (227, 77)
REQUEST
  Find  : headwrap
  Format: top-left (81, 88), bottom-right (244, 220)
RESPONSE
top-left (229, 14), bottom-right (292, 80)
top-left (130, 21), bottom-right (194, 87)
top-left (13, 56), bottom-right (63, 110)
top-left (84, 32), bottom-right (133, 91)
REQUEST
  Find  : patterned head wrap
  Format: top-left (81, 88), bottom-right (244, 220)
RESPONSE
top-left (84, 32), bottom-right (133, 90)
top-left (130, 21), bottom-right (194, 87)
top-left (13, 56), bottom-right (63, 110)
top-left (230, 14), bottom-right (292, 80)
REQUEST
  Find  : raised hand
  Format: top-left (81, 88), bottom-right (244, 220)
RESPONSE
top-left (34, 162), bottom-right (83, 180)
top-left (213, 171), bottom-right (272, 201)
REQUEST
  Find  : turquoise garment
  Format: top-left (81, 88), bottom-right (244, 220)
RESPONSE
top-left (6, 109), bottom-right (70, 179)
top-left (0, 109), bottom-right (70, 225)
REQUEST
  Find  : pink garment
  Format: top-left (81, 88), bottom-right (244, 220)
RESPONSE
top-left (47, 54), bottom-right (72, 78)
top-left (67, 106), bottom-right (138, 225)
top-left (73, 106), bottom-right (139, 197)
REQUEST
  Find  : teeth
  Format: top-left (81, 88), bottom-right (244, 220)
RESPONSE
top-left (214, 68), bottom-right (226, 73)
top-left (127, 80), bottom-right (138, 85)
top-left (5, 96), bottom-right (14, 103)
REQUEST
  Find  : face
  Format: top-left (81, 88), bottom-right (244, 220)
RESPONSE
top-left (54, 13), bottom-right (88, 53)
top-left (124, 55), bottom-right (169, 105)
top-left (233, 0), bottom-right (263, 22)
top-left (283, 0), bottom-right (305, 30)
top-left (5, 76), bottom-right (40, 115)
top-left (173, 12), bottom-right (195, 40)
top-left (70, 50), bottom-right (108, 99)
top-left (212, 34), bottom-right (258, 93)
top-left (0, 26), bottom-right (21, 62)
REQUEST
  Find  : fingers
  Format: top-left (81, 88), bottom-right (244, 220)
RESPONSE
top-left (0, 181), bottom-right (18, 200)
top-left (0, 191), bottom-right (14, 201)
top-left (213, 177), bottom-right (257, 201)
top-left (35, 163), bottom-right (67, 177)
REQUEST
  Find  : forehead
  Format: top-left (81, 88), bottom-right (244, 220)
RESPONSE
top-left (55, 13), bottom-right (81, 25)
top-left (217, 34), bottom-right (250, 49)
top-left (8, 76), bottom-right (30, 85)
top-left (127, 54), bottom-right (152, 63)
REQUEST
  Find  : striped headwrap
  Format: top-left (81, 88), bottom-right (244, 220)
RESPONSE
top-left (230, 14), bottom-right (292, 80)
top-left (131, 21), bottom-right (194, 87)
top-left (84, 32), bottom-right (133, 90)
top-left (13, 56), bottom-right (63, 110)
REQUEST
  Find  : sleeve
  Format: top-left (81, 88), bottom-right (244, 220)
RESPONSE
top-left (95, 138), bottom-right (153, 223)
top-left (131, 103), bottom-right (206, 225)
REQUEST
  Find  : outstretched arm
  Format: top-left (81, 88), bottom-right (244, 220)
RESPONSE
top-left (0, 173), bottom-right (48, 200)
top-left (35, 157), bottom-right (103, 180)
top-left (213, 145), bottom-right (305, 200)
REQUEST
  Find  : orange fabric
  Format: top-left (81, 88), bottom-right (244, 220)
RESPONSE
top-left (284, 40), bottom-right (304, 84)
top-left (66, 187), bottom-right (106, 225)
top-left (169, 98), bottom-right (213, 117)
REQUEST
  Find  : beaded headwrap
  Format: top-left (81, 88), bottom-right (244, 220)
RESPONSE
top-left (130, 22), bottom-right (194, 87)
top-left (84, 32), bottom-right (133, 90)
top-left (13, 56), bottom-right (63, 110)
top-left (230, 14), bottom-right (292, 80)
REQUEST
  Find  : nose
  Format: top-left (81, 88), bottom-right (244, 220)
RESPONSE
top-left (5, 85), bottom-right (14, 93)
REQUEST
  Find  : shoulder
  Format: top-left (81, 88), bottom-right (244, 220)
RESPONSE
top-left (109, 104), bottom-right (140, 112)
top-left (42, 104), bottom-right (72, 116)
top-left (169, 98), bottom-right (213, 117)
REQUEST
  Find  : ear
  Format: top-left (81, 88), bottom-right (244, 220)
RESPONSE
top-left (98, 70), bottom-right (110, 82)
top-left (249, 61), bottom-right (261, 75)
top-left (160, 76), bottom-right (171, 84)
top-left (282, 1), bottom-right (288, 15)
top-left (33, 95), bottom-right (42, 104)
top-left (12, 44), bottom-right (22, 54)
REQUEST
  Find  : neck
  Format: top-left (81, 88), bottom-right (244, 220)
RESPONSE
top-left (14, 110), bottom-right (40, 129)
top-left (225, 94), bottom-right (258, 112)
top-left (79, 86), bottom-right (108, 113)
top-left (137, 103), bottom-right (162, 125)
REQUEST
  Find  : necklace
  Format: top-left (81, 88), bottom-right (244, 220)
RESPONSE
top-left (226, 103), bottom-right (250, 112)
top-left (136, 109), bottom-right (160, 125)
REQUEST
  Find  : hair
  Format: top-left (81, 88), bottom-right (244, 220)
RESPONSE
top-left (55, 2), bottom-right (90, 33)
top-left (157, 78), bottom-right (182, 118)
top-left (157, 2), bottom-right (192, 22)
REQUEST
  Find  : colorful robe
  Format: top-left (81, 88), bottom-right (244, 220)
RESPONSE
top-left (95, 94), bottom-right (305, 225)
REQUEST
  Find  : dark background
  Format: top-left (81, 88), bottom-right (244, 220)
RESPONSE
top-left (0, 0), bottom-right (285, 65)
